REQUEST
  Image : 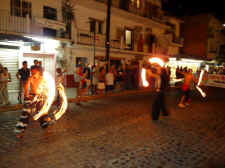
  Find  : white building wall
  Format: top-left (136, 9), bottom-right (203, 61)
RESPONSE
top-left (72, 0), bottom-right (181, 68)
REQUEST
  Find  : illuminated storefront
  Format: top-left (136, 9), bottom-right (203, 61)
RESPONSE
top-left (0, 35), bottom-right (62, 93)
top-left (166, 57), bottom-right (204, 79)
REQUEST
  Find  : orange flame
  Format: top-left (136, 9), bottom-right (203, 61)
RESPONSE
top-left (149, 57), bottom-right (165, 67)
top-left (33, 71), bottom-right (56, 120)
top-left (196, 70), bottom-right (206, 98)
top-left (53, 83), bottom-right (68, 120)
top-left (141, 68), bottom-right (149, 87)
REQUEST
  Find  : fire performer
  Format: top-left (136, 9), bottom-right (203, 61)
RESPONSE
top-left (145, 63), bottom-right (169, 120)
top-left (178, 69), bottom-right (197, 108)
top-left (14, 67), bottom-right (53, 139)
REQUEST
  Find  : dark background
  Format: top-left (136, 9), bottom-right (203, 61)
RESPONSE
top-left (162, 0), bottom-right (225, 22)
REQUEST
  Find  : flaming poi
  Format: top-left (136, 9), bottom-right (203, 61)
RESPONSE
top-left (196, 70), bottom-right (206, 98)
top-left (141, 57), bottom-right (165, 88)
top-left (32, 71), bottom-right (68, 121)
top-left (149, 57), bottom-right (165, 67)
top-left (141, 68), bottom-right (149, 87)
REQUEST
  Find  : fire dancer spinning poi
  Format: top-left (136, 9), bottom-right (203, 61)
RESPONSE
top-left (15, 66), bottom-right (68, 139)
top-left (142, 58), bottom-right (169, 121)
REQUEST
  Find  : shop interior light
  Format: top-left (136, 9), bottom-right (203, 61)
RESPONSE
top-left (23, 36), bottom-right (60, 53)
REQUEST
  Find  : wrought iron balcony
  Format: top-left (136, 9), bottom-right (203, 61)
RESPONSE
top-left (0, 11), bottom-right (67, 39)
top-left (77, 29), bottom-right (121, 49)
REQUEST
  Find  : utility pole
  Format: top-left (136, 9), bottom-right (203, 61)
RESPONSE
top-left (105, 0), bottom-right (112, 72)
top-left (93, 22), bottom-right (96, 66)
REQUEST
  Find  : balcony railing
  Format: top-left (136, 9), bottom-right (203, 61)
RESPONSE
top-left (0, 15), bottom-right (28, 34)
top-left (77, 29), bottom-right (121, 49)
top-left (0, 11), bottom-right (67, 39)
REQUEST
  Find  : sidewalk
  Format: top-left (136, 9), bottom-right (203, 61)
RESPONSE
top-left (0, 88), bottom-right (156, 113)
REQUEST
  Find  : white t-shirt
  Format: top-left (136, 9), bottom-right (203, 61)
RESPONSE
top-left (105, 72), bottom-right (114, 86)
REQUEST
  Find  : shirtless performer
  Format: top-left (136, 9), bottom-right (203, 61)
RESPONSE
top-left (178, 69), bottom-right (197, 108)
top-left (15, 67), bottom-right (52, 139)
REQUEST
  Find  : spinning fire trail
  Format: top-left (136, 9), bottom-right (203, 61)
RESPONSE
top-left (141, 57), bottom-right (206, 98)
top-left (141, 57), bottom-right (165, 87)
top-left (196, 70), bottom-right (206, 98)
top-left (15, 71), bottom-right (68, 138)
top-left (33, 71), bottom-right (68, 121)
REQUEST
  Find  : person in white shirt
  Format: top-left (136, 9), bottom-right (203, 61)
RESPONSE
top-left (105, 68), bottom-right (114, 93)
top-left (0, 67), bottom-right (11, 105)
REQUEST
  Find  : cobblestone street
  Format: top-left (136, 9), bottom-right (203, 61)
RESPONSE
top-left (0, 88), bottom-right (225, 168)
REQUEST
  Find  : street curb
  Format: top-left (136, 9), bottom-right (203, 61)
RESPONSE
top-left (0, 87), bottom-right (179, 113)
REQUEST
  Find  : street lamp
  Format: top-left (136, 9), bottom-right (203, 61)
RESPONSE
top-left (105, 0), bottom-right (112, 72)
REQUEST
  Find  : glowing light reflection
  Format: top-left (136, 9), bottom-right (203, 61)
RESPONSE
top-left (141, 68), bottom-right (149, 87)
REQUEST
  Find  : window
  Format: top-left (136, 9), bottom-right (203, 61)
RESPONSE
top-left (43, 28), bottom-right (57, 37)
top-left (130, 0), bottom-right (141, 9)
top-left (11, 0), bottom-right (32, 17)
top-left (120, 0), bottom-right (129, 10)
top-left (125, 29), bottom-right (133, 50)
top-left (98, 22), bottom-right (103, 34)
top-left (89, 19), bottom-right (103, 34)
top-left (43, 6), bottom-right (57, 20)
top-left (90, 20), bottom-right (96, 33)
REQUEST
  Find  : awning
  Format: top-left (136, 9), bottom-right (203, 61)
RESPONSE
top-left (0, 33), bottom-right (40, 45)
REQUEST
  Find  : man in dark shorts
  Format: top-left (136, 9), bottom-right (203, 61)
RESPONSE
top-left (178, 69), bottom-right (197, 108)
top-left (16, 61), bottom-right (30, 104)
top-left (15, 67), bottom-right (53, 139)
top-left (146, 64), bottom-right (169, 120)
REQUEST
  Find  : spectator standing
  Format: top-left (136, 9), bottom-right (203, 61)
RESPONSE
top-left (115, 65), bottom-right (124, 91)
top-left (16, 61), bottom-right (30, 104)
top-left (0, 67), bottom-right (11, 105)
top-left (55, 68), bottom-right (66, 107)
top-left (91, 65), bottom-right (98, 95)
top-left (74, 66), bottom-right (87, 105)
top-left (105, 68), bottom-right (114, 93)
top-left (97, 67), bottom-right (105, 95)
top-left (82, 63), bottom-right (91, 95)
top-left (0, 64), bottom-right (3, 105)
top-left (31, 59), bottom-right (39, 69)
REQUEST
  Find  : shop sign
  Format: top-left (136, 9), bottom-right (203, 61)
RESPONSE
top-left (205, 74), bottom-right (225, 88)
top-left (31, 45), bottom-right (40, 51)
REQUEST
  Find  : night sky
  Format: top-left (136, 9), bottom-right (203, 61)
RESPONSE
top-left (162, 0), bottom-right (225, 22)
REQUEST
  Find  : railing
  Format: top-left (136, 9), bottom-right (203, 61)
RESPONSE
top-left (0, 11), bottom-right (67, 39)
top-left (0, 15), bottom-right (28, 34)
top-left (77, 29), bottom-right (121, 49)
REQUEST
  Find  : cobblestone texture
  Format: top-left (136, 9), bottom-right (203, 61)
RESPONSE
top-left (0, 88), bottom-right (225, 168)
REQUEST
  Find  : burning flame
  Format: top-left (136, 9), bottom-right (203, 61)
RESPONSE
top-left (33, 71), bottom-right (56, 121)
top-left (149, 57), bottom-right (165, 67)
top-left (53, 83), bottom-right (68, 120)
top-left (141, 68), bottom-right (149, 87)
top-left (196, 70), bottom-right (206, 98)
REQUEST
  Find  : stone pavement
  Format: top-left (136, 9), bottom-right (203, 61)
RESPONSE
top-left (0, 88), bottom-right (154, 113)
top-left (0, 87), bottom-right (225, 168)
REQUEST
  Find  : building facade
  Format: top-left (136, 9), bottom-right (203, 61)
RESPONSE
top-left (0, 0), bottom-right (184, 95)
top-left (71, 0), bottom-right (183, 69)
top-left (181, 14), bottom-right (225, 61)
top-left (0, 0), bottom-right (72, 93)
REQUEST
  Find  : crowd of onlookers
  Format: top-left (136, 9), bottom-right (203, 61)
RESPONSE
top-left (208, 66), bottom-right (225, 75)
top-left (4, 59), bottom-right (224, 107)
top-left (74, 62), bottom-right (140, 104)
top-left (0, 59), bottom-right (142, 106)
